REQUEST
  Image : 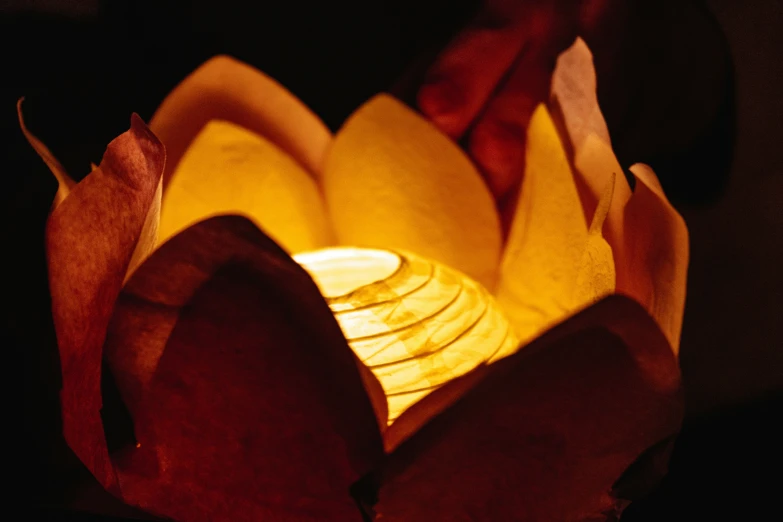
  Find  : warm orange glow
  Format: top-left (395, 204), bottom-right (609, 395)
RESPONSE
top-left (158, 120), bottom-right (333, 253)
top-left (294, 247), bottom-right (519, 422)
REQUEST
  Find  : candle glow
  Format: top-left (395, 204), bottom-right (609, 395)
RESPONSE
top-left (294, 246), bottom-right (520, 422)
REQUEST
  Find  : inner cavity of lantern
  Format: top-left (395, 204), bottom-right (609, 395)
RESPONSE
top-left (294, 247), bottom-right (519, 424)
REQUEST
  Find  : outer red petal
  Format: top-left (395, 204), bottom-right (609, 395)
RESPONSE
top-left (105, 216), bottom-right (383, 521)
top-left (45, 115), bottom-right (165, 492)
top-left (373, 295), bottom-right (682, 521)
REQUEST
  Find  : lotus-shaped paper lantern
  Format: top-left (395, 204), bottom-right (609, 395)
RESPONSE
top-left (25, 38), bottom-right (687, 521)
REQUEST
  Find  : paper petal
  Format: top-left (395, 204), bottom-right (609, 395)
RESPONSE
top-left (550, 37), bottom-right (612, 155)
top-left (373, 295), bottom-right (682, 521)
top-left (322, 94), bottom-right (502, 289)
top-left (620, 164), bottom-right (689, 351)
top-left (550, 38), bottom-right (632, 249)
top-left (105, 216), bottom-right (383, 521)
top-left (126, 178), bottom-right (163, 281)
top-left (572, 134), bottom-right (631, 248)
top-left (151, 55), bottom-right (331, 186)
top-left (158, 120), bottom-right (334, 253)
top-left (17, 98), bottom-right (75, 207)
top-left (550, 39), bottom-right (688, 351)
top-left (496, 105), bottom-right (614, 341)
top-left (44, 115), bottom-right (165, 491)
top-left (572, 173), bottom-right (616, 305)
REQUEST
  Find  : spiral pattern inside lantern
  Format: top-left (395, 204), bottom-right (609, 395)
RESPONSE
top-left (294, 247), bottom-right (519, 423)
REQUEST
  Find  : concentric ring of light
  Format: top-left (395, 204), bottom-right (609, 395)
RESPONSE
top-left (294, 247), bottom-right (520, 423)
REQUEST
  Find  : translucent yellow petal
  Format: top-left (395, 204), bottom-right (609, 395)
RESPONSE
top-left (150, 55), bottom-right (331, 187)
top-left (159, 120), bottom-right (334, 253)
top-left (495, 105), bottom-right (603, 341)
top-left (573, 134), bottom-right (632, 244)
top-left (573, 173), bottom-right (616, 304)
top-left (321, 94), bottom-right (502, 289)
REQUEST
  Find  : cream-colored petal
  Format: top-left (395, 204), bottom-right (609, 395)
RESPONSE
top-left (550, 37), bottom-right (688, 352)
top-left (550, 37), bottom-right (612, 157)
top-left (620, 164), bottom-right (689, 351)
top-left (565, 133), bottom-right (686, 352)
top-left (574, 138), bottom-right (688, 350)
top-left (321, 94), bottom-right (502, 289)
top-left (159, 120), bottom-right (334, 253)
top-left (551, 38), bottom-right (632, 241)
top-left (567, 143), bottom-right (687, 354)
top-left (496, 105), bottom-right (614, 342)
top-left (573, 134), bottom-right (632, 244)
top-left (17, 98), bottom-right (74, 207)
top-left (151, 55), bottom-right (331, 187)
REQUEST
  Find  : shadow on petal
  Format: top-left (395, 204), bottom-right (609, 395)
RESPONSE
top-left (45, 114), bottom-right (165, 493)
top-left (106, 216), bottom-right (383, 521)
top-left (621, 164), bottom-right (689, 352)
top-left (549, 38), bottom-right (689, 352)
top-left (372, 295), bottom-right (682, 521)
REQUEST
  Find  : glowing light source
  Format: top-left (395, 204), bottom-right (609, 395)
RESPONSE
top-left (294, 247), bottom-right (519, 423)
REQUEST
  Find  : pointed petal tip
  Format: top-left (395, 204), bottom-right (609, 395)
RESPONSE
top-left (366, 92), bottom-right (404, 108)
top-left (341, 94), bottom-right (405, 131)
top-left (132, 113), bottom-right (166, 168)
top-left (15, 96), bottom-right (30, 137)
top-left (351, 93), bottom-right (457, 144)
top-left (359, 93), bottom-right (448, 136)
top-left (16, 95), bottom-right (75, 205)
top-left (629, 163), bottom-right (665, 197)
top-left (130, 111), bottom-right (148, 131)
top-left (202, 53), bottom-right (242, 69)
top-left (130, 113), bottom-right (164, 148)
top-left (99, 113), bottom-right (166, 192)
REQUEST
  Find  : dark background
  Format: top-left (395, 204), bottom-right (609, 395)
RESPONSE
top-left (3, 0), bottom-right (781, 519)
